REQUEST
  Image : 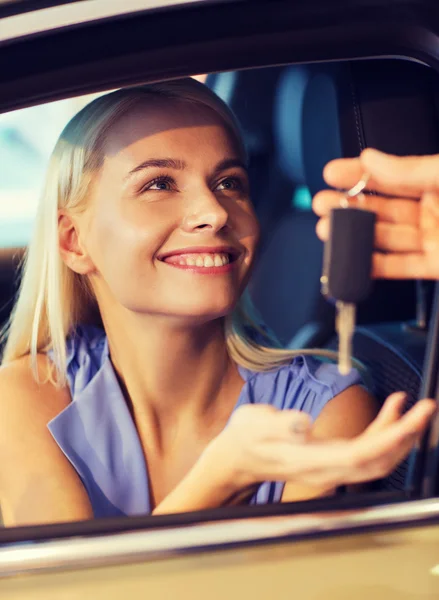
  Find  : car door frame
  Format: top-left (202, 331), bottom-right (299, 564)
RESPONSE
top-left (1, 0), bottom-right (439, 580)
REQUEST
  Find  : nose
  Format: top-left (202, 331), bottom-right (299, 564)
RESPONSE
top-left (182, 189), bottom-right (229, 233)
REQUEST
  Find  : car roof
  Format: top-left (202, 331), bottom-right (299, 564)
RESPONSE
top-left (0, 0), bottom-right (439, 115)
top-left (0, 0), bottom-right (214, 42)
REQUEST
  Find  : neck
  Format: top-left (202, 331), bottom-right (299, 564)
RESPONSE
top-left (101, 311), bottom-right (244, 450)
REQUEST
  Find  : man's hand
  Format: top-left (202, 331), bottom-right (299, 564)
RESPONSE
top-left (313, 148), bottom-right (439, 279)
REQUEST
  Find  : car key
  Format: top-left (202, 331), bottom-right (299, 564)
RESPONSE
top-left (321, 177), bottom-right (376, 375)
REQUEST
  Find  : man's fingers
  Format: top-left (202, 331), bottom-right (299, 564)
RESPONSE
top-left (316, 218), bottom-right (422, 252)
top-left (373, 252), bottom-right (439, 279)
top-left (323, 157), bottom-right (367, 191)
top-left (324, 149), bottom-right (439, 199)
top-left (312, 190), bottom-right (420, 225)
top-left (361, 149), bottom-right (439, 198)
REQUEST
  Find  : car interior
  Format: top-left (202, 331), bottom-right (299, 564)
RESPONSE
top-left (0, 53), bottom-right (438, 527)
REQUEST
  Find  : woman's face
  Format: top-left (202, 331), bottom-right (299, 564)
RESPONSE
top-left (71, 99), bottom-right (260, 324)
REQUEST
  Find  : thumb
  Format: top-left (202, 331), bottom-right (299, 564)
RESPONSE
top-left (360, 148), bottom-right (439, 199)
top-left (285, 411), bottom-right (313, 444)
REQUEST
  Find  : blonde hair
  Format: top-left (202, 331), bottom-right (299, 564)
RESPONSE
top-left (2, 78), bottom-right (342, 384)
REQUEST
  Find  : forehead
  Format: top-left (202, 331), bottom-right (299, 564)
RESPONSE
top-left (103, 98), bottom-right (240, 159)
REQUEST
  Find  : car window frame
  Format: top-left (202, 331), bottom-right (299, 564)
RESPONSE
top-left (1, 0), bottom-right (439, 574)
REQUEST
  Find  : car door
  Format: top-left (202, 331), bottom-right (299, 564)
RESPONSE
top-left (1, 0), bottom-right (439, 598)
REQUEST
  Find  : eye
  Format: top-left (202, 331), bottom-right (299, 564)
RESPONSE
top-left (215, 176), bottom-right (245, 192)
top-left (140, 175), bottom-right (175, 193)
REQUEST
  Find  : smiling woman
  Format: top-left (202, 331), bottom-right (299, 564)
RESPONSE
top-left (0, 78), bottom-right (434, 527)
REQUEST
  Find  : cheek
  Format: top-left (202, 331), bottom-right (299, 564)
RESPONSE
top-left (87, 203), bottom-right (162, 283)
top-left (237, 204), bottom-right (260, 256)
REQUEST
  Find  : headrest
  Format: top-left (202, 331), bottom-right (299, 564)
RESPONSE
top-left (208, 67), bottom-right (284, 155)
top-left (275, 59), bottom-right (439, 196)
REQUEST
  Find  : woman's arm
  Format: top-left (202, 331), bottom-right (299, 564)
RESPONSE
top-left (281, 385), bottom-right (378, 502)
top-left (153, 388), bottom-right (433, 514)
top-left (152, 447), bottom-right (251, 515)
top-left (1, 355), bottom-right (434, 523)
top-left (0, 356), bottom-right (93, 527)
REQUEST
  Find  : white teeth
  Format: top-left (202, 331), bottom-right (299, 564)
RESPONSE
top-left (167, 252), bottom-right (232, 267)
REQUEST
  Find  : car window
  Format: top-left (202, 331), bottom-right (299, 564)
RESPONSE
top-left (0, 94), bottom-right (102, 248)
top-left (0, 61), bottom-right (433, 530)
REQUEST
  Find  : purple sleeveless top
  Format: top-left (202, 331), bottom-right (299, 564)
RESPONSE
top-left (47, 325), bottom-right (361, 518)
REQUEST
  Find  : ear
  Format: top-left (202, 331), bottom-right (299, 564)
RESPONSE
top-left (58, 212), bottom-right (95, 275)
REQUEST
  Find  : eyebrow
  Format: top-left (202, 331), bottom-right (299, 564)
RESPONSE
top-left (211, 158), bottom-right (248, 176)
top-left (126, 158), bottom-right (186, 179)
top-left (125, 157), bottom-right (247, 181)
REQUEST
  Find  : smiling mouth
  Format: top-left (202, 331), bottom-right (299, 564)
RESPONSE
top-left (159, 250), bottom-right (240, 272)
top-left (163, 252), bottom-right (234, 267)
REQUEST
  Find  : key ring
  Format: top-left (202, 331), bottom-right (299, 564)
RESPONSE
top-left (340, 173), bottom-right (370, 208)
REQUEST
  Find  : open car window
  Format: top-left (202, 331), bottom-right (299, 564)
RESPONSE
top-left (1, 0), bottom-right (439, 592)
top-left (0, 59), bottom-right (436, 521)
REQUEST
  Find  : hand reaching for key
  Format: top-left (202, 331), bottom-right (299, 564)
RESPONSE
top-left (313, 148), bottom-right (439, 280)
top-left (206, 394), bottom-right (435, 494)
top-left (154, 393), bottom-right (435, 515)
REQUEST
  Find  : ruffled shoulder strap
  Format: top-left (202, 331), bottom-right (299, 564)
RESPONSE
top-left (241, 355), bottom-right (363, 421)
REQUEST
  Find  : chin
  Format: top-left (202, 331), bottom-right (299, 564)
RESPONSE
top-left (173, 298), bottom-right (238, 324)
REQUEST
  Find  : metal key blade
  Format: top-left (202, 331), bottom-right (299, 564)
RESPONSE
top-left (336, 301), bottom-right (356, 375)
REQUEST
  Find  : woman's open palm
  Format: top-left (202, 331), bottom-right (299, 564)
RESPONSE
top-left (219, 393), bottom-right (435, 492)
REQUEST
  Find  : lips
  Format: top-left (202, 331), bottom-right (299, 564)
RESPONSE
top-left (157, 246), bottom-right (241, 273)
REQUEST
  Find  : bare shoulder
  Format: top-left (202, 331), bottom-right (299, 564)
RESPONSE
top-left (0, 354), bottom-right (92, 526)
top-left (0, 353), bottom-right (71, 425)
top-left (313, 385), bottom-right (379, 441)
top-left (281, 386), bottom-right (379, 503)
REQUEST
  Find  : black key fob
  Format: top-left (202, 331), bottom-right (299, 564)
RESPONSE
top-left (321, 207), bottom-right (376, 304)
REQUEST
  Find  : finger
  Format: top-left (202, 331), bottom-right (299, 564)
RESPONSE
top-left (361, 149), bottom-right (439, 198)
top-left (316, 217), bottom-right (426, 278)
top-left (324, 150), bottom-right (439, 199)
top-left (423, 191), bottom-right (439, 220)
top-left (259, 409), bottom-right (312, 443)
top-left (373, 252), bottom-right (439, 280)
top-left (392, 398), bottom-right (436, 433)
top-left (323, 157), bottom-right (367, 191)
top-left (311, 399), bottom-right (434, 484)
top-left (353, 399), bottom-right (436, 465)
top-left (268, 400), bottom-right (435, 487)
top-left (316, 218), bottom-right (422, 252)
top-left (312, 190), bottom-right (420, 225)
top-left (364, 392), bottom-right (407, 434)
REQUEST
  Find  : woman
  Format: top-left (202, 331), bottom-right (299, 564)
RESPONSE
top-left (0, 80), bottom-right (434, 526)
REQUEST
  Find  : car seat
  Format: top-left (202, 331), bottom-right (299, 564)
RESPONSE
top-left (231, 62), bottom-right (420, 347)
top-left (207, 67), bottom-right (335, 346)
